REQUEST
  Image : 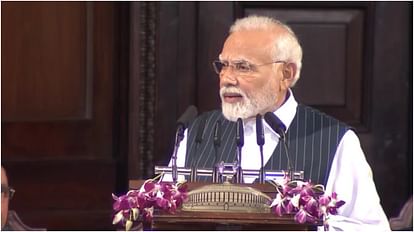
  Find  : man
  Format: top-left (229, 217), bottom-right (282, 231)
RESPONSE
top-left (170, 15), bottom-right (390, 230)
top-left (2, 166), bottom-right (14, 230)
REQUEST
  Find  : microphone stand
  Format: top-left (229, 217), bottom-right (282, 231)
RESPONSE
top-left (171, 105), bottom-right (198, 183)
top-left (236, 118), bottom-right (244, 184)
top-left (256, 114), bottom-right (265, 184)
top-left (236, 146), bottom-right (243, 183)
top-left (264, 112), bottom-right (294, 181)
top-left (280, 135), bottom-right (294, 181)
top-left (172, 125), bottom-right (185, 184)
top-left (212, 120), bottom-right (221, 183)
top-left (259, 145), bottom-right (265, 183)
top-left (272, 128), bottom-right (293, 181)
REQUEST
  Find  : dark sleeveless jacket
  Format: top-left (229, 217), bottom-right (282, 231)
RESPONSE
top-left (185, 104), bottom-right (350, 185)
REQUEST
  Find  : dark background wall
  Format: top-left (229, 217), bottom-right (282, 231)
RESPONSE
top-left (1, 2), bottom-right (412, 230)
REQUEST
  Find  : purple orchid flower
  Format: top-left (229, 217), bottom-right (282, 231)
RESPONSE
top-left (270, 194), bottom-right (286, 216)
top-left (294, 207), bottom-right (309, 224)
top-left (112, 177), bottom-right (189, 230)
top-left (270, 179), bottom-right (346, 227)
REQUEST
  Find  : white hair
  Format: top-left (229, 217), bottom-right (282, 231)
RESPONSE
top-left (229, 15), bottom-right (303, 86)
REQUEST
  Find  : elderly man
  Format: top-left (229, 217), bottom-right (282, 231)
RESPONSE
top-left (170, 15), bottom-right (390, 230)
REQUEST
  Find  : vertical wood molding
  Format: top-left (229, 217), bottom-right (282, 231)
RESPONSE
top-left (129, 2), bottom-right (158, 179)
top-left (139, 2), bottom-right (157, 178)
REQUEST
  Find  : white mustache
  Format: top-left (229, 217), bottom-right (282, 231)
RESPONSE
top-left (220, 86), bottom-right (247, 98)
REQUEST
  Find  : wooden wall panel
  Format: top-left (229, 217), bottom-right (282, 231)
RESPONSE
top-left (1, 2), bottom-right (127, 230)
top-left (2, 2), bottom-right (91, 121)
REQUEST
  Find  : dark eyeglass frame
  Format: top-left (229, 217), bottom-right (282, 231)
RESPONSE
top-left (212, 60), bottom-right (286, 75)
top-left (1, 185), bottom-right (16, 199)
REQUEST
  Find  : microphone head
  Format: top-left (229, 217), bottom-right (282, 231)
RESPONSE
top-left (256, 114), bottom-right (265, 146)
top-left (213, 120), bottom-right (221, 147)
top-left (177, 105), bottom-right (198, 129)
top-left (264, 112), bottom-right (286, 139)
top-left (195, 114), bottom-right (207, 143)
top-left (236, 118), bottom-right (244, 147)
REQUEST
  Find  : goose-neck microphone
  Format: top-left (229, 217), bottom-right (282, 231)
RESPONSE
top-left (172, 105), bottom-right (198, 183)
top-left (235, 118), bottom-right (244, 183)
top-left (256, 114), bottom-right (265, 183)
top-left (264, 112), bottom-right (293, 180)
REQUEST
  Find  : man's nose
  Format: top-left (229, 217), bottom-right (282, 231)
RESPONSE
top-left (220, 69), bottom-right (238, 86)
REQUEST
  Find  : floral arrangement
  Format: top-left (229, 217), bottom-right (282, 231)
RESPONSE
top-left (268, 178), bottom-right (345, 230)
top-left (112, 175), bottom-right (344, 231)
top-left (112, 174), bottom-right (188, 231)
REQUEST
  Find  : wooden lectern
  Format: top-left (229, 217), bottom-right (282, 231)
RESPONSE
top-left (129, 180), bottom-right (319, 231)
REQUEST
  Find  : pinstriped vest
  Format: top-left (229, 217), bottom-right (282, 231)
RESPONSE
top-left (185, 104), bottom-right (349, 185)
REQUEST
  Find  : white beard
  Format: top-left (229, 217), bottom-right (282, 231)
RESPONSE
top-left (220, 84), bottom-right (278, 122)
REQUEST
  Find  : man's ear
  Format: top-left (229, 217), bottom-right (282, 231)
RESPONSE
top-left (282, 63), bottom-right (297, 87)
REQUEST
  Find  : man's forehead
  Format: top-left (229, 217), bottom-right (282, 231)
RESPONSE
top-left (220, 31), bottom-right (275, 62)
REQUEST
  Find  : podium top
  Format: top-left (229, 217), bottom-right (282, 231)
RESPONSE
top-left (129, 179), bottom-right (279, 197)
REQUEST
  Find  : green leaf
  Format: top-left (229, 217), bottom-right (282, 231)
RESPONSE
top-left (312, 184), bottom-right (325, 194)
top-left (287, 181), bottom-right (298, 188)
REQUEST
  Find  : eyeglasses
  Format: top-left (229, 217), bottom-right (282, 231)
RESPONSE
top-left (212, 60), bottom-right (286, 75)
top-left (1, 184), bottom-right (15, 199)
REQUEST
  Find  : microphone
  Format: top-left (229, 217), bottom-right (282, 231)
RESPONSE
top-left (213, 120), bottom-right (221, 154)
top-left (256, 114), bottom-right (265, 146)
top-left (264, 112), bottom-right (286, 140)
top-left (256, 114), bottom-right (265, 184)
top-left (212, 120), bottom-right (221, 183)
top-left (264, 112), bottom-right (293, 180)
top-left (176, 105), bottom-right (198, 135)
top-left (190, 114), bottom-right (207, 182)
top-left (236, 118), bottom-right (244, 147)
top-left (172, 105), bottom-right (198, 183)
top-left (195, 114), bottom-right (207, 144)
top-left (235, 118), bottom-right (244, 183)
